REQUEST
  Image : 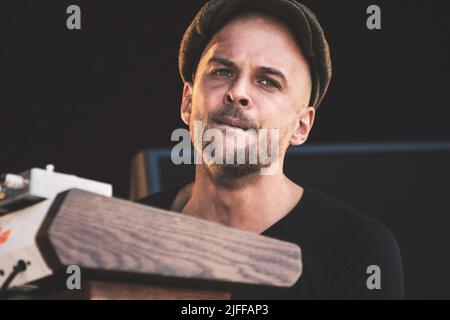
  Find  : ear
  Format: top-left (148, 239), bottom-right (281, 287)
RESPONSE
top-left (289, 106), bottom-right (316, 146)
top-left (181, 82), bottom-right (193, 126)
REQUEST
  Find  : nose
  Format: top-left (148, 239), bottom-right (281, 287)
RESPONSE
top-left (225, 76), bottom-right (252, 108)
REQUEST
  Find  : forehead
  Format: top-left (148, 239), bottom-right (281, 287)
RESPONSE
top-left (198, 12), bottom-right (309, 76)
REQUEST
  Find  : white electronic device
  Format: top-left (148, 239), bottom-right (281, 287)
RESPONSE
top-left (0, 165), bottom-right (112, 290)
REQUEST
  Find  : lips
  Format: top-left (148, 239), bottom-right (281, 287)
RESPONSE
top-left (215, 116), bottom-right (249, 130)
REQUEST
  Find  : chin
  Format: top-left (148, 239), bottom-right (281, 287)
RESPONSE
top-left (205, 163), bottom-right (262, 188)
top-left (209, 162), bottom-right (260, 178)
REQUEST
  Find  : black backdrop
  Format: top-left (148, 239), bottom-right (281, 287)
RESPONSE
top-left (1, 0), bottom-right (450, 298)
top-left (1, 0), bottom-right (450, 196)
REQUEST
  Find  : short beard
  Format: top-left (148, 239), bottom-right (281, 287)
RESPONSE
top-left (191, 102), bottom-right (283, 185)
top-left (202, 141), bottom-right (276, 189)
top-left (204, 162), bottom-right (261, 189)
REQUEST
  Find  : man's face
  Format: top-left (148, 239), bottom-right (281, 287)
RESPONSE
top-left (181, 12), bottom-right (315, 179)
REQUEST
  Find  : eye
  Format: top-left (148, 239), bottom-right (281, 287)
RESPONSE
top-left (211, 69), bottom-right (234, 78)
top-left (259, 78), bottom-right (281, 89)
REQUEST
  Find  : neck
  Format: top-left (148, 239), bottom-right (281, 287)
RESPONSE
top-left (179, 161), bottom-right (303, 233)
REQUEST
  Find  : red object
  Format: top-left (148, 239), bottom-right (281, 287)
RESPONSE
top-left (0, 227), bottom-right (11, 245)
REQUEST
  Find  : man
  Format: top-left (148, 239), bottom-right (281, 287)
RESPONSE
top-left (138, 0), bottom-right (404, 299)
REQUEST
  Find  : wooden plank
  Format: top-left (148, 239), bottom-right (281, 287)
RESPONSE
top-left (87, 281), bottom-right (230, 300)
top-left (45, 281), bottom-right (230, 300)
top-left (39, 189), bottom-right (302, 288)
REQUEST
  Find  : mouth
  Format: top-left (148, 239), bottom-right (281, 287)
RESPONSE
top-left (214, 116), bottom-right (250, 130)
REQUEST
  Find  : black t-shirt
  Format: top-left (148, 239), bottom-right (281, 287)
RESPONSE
top-left (137, 183), bottom-right (404, 300)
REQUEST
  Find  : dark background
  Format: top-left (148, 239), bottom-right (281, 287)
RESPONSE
top-left (1, 0), bottom-right (449, 298)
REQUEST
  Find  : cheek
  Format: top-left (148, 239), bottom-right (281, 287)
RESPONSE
top-left (193, 80), bottom-right (226, 115)
top-left (254, 95), bottom-right (296, 129)
top-left (256, 102), bottom-right (298, 148)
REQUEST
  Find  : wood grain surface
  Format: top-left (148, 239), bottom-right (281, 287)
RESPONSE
top-left (40, 189), bottom-right (302, 288)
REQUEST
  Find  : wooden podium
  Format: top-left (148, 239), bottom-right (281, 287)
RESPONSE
top-left (23, 189), bottom-right (302, 299)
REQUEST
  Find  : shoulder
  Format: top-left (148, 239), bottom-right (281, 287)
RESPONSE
top-left (297, 186), bottom-right (386, 246)
top-left (299, 186), bottom-right (404, 299)
top-left (300, 186), bottom-right (402, 263)
top-left (136, 183), bottom-right (188, 210)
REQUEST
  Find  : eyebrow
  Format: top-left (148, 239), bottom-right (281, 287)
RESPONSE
top-left (257, 66), bottom-right (288, 85)
top-left (207, 55), bottom-right (288, 87)
top-left (208, 56), bottom-right (236, 68)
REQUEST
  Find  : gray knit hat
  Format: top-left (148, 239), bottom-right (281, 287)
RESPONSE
top-left (178, 0), bottom-right (332, 109)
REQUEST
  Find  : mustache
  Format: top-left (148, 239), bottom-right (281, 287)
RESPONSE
top-left (208, 104), bottom-right (259, 131)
